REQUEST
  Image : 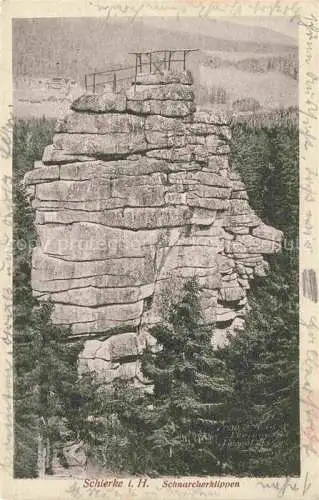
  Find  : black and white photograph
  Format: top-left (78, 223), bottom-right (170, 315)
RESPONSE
top-left (1, 7), bottom-right (316, 496)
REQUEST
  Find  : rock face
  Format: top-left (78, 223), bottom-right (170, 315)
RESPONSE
top-left (24, 70), bottom-right (283, 388)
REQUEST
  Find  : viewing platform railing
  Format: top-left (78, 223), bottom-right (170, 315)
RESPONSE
top-left (84, 49), bottom-right (198, 93)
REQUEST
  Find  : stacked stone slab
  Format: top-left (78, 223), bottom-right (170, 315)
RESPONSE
top-left (24, 70), bottom-right (283, 388)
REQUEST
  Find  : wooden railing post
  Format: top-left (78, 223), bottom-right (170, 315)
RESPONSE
top-left (113, 73), bottom-right (117, 92)
top-left (84, 49), bottom-right (198, 94)
top-left (163, 50), bottom-right (167, 70)
top-left (134, 54), bottom-right (138, 89)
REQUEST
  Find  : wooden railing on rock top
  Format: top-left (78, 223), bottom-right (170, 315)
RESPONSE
top-left (84, 49), bottom-right (198, 93)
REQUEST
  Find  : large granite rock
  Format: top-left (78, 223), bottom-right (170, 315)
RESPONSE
top-left (71, 92), bottom-right (126, 113)
top-left (126, 84), bottom-right (194, 101)
top-left (135, 70), bottom-right (193, 86)
top-left (24, 69), bottom-right (283, 390)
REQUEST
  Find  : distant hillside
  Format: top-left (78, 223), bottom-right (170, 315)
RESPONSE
top-left (140, 17), bottom-right (297, 47)
top-left (13, 18), bottom-right (297, 85)
top-left (12, 18), bottom-right (298, 117)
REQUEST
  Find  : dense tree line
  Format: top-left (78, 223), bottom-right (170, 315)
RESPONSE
top-left (13, 117), bottom-right (55, 477)
top-left (13, 118), bottom-right (96, 477)
top-left (206, 52), bottom-right (298, 80)
top-left (13, 113), bottom-right (299, 476)
top-left (223, 118), bottom-right (299, 475)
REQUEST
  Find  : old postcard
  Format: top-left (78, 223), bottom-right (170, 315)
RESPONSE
top-left (0, 0), bottom-right (319, 499)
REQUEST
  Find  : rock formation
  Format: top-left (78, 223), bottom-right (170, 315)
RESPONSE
top-left (24, 70), bottom-right (282, 389)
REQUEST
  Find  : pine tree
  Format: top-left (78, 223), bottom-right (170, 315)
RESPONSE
top-left (230, 123), bottom-right (272, 218)
top-left (110, 279), bottom-right (233, 476)
top-left (13, 117), bottom-right (48, 477)
top-left (12, 177), bottom-right (87, 477)
top-left (90, 382), bottom-right (154, 475)
top-left (263, 125), bottom-right (299, 241)
top-left (220, 250), bottom-right (299, 476)
top-left (14, 301), bottom-right (86, 476)
top-left (13, 117), bottom-right (93, 477)
top-left (13, 181), bottom-right (95, 477)
top-left (224, 113), bottom-right (299, 476)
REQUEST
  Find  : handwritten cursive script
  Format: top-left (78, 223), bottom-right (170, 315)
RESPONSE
top-left (257, 472), bottom-right (312, 498)
top-left (0, 107), bottom-right (13, 160)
